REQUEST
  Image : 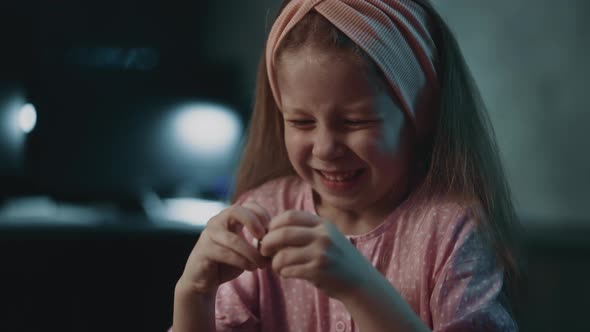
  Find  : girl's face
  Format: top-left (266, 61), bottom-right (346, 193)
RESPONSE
top-left (276, 47), bottom-right (417, 216)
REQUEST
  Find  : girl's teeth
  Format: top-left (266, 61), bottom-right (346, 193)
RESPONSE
top-left (320, 171), bottom-right (358, 181)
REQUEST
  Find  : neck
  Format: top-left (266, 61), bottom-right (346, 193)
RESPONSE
top-left (313, 188), bottom-right (410, 236)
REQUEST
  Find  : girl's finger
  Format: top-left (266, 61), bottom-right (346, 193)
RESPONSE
top-left (241, 201), bottom-right (271, 233)
top-left (268, 210), bottom-right (321, 231)
top-left (260, 226), bottom-right (316, 257)
top-left (209, 226), bottom-right (267, 268)
top-left (206, 240), bottom-right (257, 271)
top-left (270, 245), bottom-right (316, 274)
top-left (277, 261), bottom-right (317, 281)
top-left (217, 205), bottom-right (267, 240)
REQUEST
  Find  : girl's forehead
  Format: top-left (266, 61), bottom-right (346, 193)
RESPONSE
top-left (276, 49), bottom-right (393, 116)
top-left (276, 47), bottom-right (385, 96)
top-left (282, 100), bottom-right (374, 115)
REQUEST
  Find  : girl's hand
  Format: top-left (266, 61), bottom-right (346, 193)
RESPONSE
top-left (176, 202), bottom-right (270, 295)
top-left (259, 210), bottom-right (370, 300)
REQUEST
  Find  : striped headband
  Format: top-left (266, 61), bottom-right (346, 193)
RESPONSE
top-left (266, 0), bottom-right (439, 140)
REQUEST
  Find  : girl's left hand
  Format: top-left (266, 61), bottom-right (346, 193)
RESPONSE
top-left (259, 210), bottom-right (370, 300)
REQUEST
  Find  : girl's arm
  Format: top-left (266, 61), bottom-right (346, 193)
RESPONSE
top-left (339, 209), bottom-right (515, 332)
top-left (339, 267), bottom-right (431, 332)
top-left (171, 202), bottom-right (270, 332)
top-left (172, 280), bottom-right (217, 332)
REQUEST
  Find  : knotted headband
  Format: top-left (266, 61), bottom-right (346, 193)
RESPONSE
top-left (266, 0), bottom-right (439, 141)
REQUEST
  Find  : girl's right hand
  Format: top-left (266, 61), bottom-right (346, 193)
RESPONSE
top-left (176, 202), bottom-right (270, 295)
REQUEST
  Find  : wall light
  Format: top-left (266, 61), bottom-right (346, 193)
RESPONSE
top-left (18, 103), bottom-right (37, 134)
top-left (172, 102), bottom-right (242, 163)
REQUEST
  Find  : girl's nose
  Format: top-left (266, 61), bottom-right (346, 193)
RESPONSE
top-left (311, 127), bottom-right (346, 161)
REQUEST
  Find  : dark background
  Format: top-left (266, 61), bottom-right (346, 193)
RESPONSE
top-left (0, 0), bottom-right (589, 331)
top-left (0, 0), bottom-right (248, 201)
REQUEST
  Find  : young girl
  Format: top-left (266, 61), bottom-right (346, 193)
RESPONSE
top-left (173, 0), bottom-right (523, 331)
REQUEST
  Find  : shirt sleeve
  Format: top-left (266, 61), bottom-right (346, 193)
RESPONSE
top-left (430, 209), bottom-right (518, 332)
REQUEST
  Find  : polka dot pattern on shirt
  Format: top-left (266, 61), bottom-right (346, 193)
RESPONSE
top-left (213, 176), bottom-right (516, 332)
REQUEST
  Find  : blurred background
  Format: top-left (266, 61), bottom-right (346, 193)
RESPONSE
top-left (0, 0), bottom-right (588, 331)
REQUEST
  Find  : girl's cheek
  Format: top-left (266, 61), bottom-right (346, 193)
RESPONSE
top-left (285, 130), bottom-right (311, 148)
top-left (349, 131), bottom-right (387, 154)
top-left (363, 128), bottom-right (401, 154)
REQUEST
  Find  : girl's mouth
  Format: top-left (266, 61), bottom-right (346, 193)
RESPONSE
top-left (315, 169), bottom-right (365, 191)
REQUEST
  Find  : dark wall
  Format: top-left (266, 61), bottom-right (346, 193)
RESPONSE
top-left (0, 0), bottom-right (245, 201)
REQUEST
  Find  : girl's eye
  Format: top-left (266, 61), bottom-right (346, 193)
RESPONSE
top-left (344, 119), bottom-right (377, 126)
top-left (287, 120), bottom-right (314, 127)
top-left (345, 120), bottom-right (366, 125)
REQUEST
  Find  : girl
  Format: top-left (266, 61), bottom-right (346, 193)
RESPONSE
top-left (173, 0), bottom-right (523, 331)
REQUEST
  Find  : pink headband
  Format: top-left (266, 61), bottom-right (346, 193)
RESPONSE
top-left (266, 0), bottom-right (439, 140)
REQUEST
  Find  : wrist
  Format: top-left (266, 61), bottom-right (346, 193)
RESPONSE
top-left (339, 270), bottom-right (431, 332)
top-left (337, 269), bottom-right (376, 305)
top-left (175, 277), bottom-right (218, 299)
top-left (173, 278), bottom-right (217, 332)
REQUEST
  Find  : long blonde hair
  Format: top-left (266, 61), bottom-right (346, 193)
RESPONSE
top-left (232, 0), bottom-right (524, 319)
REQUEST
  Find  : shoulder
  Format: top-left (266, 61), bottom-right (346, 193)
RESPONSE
top-left (406, 195), bottom-right (484, 239)
top-left (400, 196), bottom-right (488, 274)
top-left (425, 196), bottom-right (487, 253)
top-left (421, 199), bottom-right (513, 330)
top-left (235, 175), bottom-right (308, 217)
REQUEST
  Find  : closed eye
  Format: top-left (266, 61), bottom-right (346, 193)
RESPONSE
top-left (286, 119), bottom-right (315, 127)
top-left (344, 119), bottom-right (380, 126)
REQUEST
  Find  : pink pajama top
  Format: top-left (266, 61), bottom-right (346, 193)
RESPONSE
top-left (214, 176), bottom-right (516, 331)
